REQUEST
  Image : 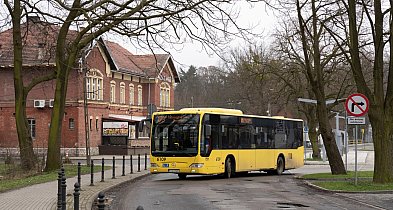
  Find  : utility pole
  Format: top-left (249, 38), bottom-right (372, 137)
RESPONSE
top-left (82, 56), bottom-right (91, 166)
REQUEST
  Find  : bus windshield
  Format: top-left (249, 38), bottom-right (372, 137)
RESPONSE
top-left (151, 114), bottom-right (200, 157)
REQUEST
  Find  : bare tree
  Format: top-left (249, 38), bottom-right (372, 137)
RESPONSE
top-left (346, 0), bottom-right (393, 183)
top-left (294, 0), bottom-right (347, 174)
top-left (3, 0), bottom-right (252, 171)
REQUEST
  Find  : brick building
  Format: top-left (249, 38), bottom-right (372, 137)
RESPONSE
top-left (0, 18), bottom-right (180, 155)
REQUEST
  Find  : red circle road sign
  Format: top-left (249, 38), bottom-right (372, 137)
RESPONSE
top-left (345, 93), bottom-right (369, 116)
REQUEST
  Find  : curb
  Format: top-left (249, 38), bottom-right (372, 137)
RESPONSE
top-left (297, 177), bottom-right (393, 194)
top-left (90, 172), bottom-right (151, 209)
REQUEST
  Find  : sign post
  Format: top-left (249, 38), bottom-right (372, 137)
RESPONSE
top-left (345, 93), bottom-right (369, 185)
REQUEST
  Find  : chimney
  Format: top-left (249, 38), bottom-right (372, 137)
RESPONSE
top-left (28, 15), bottom-right (41, 24)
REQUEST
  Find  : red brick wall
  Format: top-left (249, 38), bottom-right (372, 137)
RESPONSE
top-left (0, 45), bottom-right (177, 152)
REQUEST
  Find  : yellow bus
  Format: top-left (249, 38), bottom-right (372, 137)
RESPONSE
top-left (144, 108), bottom-right (304, 179)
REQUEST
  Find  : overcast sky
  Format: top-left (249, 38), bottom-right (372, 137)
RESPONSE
top-left (168, 1), bottom-right (278, 70)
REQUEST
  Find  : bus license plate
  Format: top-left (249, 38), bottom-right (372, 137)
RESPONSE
top-left (168, 169), bottom-right (179, 173)
top-left (162, 163), bottom-right (169, 168)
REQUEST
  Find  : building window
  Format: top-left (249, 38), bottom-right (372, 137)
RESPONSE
top-left (69, 118), bottom-right (75, 130)
top-left (160, 83), bottom-right (170, 107)
top-left (110, 81), bottom-right (116, 103)
top-left (92, 78), bottom-right (96, 100)
top-left (89, 118), bottom-right (92, 131)
top-left (86, 78), bottom-right (91, 99)
top-left (27, 118), bottom-right (36, 139)
top-left (129, 84), bottom-right (134, 105)
top-left (137, 85), bottom-right (142, 106)
top-left (96, 118), bottom-right (99, 131)
top-left (120, 82), bottom-right (125, 104)
top-left (97, 79), bottom-right (101, 100)
top-left (138, 125), bottom-right (149, 138)
top-left (86, 69), bottom-right (103, 100)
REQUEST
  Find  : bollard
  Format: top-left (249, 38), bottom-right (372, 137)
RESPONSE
top-left (61, 166), bottom-right (67, 210)
top-left (90, 159), bottom-right (94, 186)
top-left (112, 156), bottom-right (116, 179)
top-left (136, 206), bottom-right (144, 210)
top-left (77, 162), bottom-right (81, 188)
top-left (130, 155), bottom-right (133, 174)
top-left (57, 170), bottom-right (62, 210)
top-left (73, 182), bottom-right (80, 210)
top-left (97, 191), bottom-right (106, 210)
top-left (138, 154), bottom-right (141, 172)
top-left (122, 155), bottom-right (125, 176)
top-left (144, 153), bottom-right (147, 170)
top-left (101, 158), bottom-right (105, 182)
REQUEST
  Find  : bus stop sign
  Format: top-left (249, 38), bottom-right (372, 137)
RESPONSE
top-left (345, 93), bottom-right (369, 117)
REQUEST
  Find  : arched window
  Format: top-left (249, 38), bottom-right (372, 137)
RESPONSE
top-left (120, 82), bottom-right (125, 104)
top-left (86, 69), bottom-right (103, 100)
top-left (110, 80), bottom-right (116, 103)
top-left (129, 84), bottom-right (135, 105)
top-left (160, 83), bottom-right (171, 107)
top-left (137, 85), bottom-right (143, 106)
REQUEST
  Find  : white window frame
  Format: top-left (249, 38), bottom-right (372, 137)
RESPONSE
top-left (27, 118), bottom-right (36, 139)
top-left (129, 84), bottom-right (135, 105)
top-left (137, 85), bottom-right (143, 106)
top-left (120, 82), bottom-right (125, 104)
top-left (86, 69), bottom-right (103, 101)
top-left (110, 81), bottom-right (116, 103)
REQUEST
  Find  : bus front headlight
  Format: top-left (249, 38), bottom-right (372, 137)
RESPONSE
top-left (189, 163), bottom-right (204, 168)
top-left (151, 163), bottom-right (158, 168)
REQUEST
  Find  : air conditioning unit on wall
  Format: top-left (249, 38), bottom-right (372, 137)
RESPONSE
top-left (49, 99), bottom-right (54, 108)
top-left (34, 100), bottom-right (45, 108)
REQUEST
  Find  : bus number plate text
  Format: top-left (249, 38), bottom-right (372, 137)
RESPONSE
top-left (157, 157), bottom-right (166, 161)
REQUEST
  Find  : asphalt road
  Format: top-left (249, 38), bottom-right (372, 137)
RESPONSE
top-left (107, 171), bottom-right (389, 210)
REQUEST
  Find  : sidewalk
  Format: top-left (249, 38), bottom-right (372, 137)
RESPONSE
top-left (0, 155), bottom-right (150, 210)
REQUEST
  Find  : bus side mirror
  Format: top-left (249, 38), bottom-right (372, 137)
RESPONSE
top-left (205, 125), bottom-right (212, 136)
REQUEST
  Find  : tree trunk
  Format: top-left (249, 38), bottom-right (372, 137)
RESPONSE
top-left (308, 121), bottom-right (321, 159)
top-left (369, 110), bottom-right (393, 183)
top-left (316, 102), bottom-right (346, 174)
top-left (45, 64), bottom-right (70, 171)
top-left (12, 1), bottom-right (37, 170)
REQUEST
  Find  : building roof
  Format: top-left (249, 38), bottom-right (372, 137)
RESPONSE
top-left (98, 38), bottom-right (180, 82)
top-left (0, 17), bottom-right (180, 83)
top-left (0, 16), bottom-right (78, 67)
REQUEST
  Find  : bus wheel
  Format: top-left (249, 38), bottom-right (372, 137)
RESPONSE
top-left (276, 156), bottom-right (285, 175)
top-left (224, 157), bottom-right (233, 178)
top-left (178, 174), bottom-right (187, 179)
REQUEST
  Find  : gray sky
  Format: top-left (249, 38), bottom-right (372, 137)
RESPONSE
top-left (168, 1), bottom-right (277, 69)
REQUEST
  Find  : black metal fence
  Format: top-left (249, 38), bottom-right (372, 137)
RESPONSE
top-left (57, 155), bottom-right (148, 210)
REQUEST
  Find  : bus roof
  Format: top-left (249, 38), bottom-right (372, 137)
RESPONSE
top-left (153, 108), bottom-right (303, 122)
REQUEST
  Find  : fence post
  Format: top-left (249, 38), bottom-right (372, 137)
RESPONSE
top-left (61, 166), bottom-right (67, 210)
top-left (77, 162), bottom-right (81, 188)
top-left (101, 158), bottom-right (105, 182)
top-left (144, 153), bottom-right (147, 170)
top-left (112, 156), bottom-right (116, 179)
top-left (73, 182), bottom-right (80, 210)
top-left (57, 170), bottom-right (62, 210)
top-left (97, 191), bottom-right (106, 210)
top-left (130, 155), bottom-right (133, 174)
top-left (138, 154), bottom-right (141, 172)
top-left (90, 160), bottom-right (94, 186)
top-left (122, 155), bottom-right (125, 176)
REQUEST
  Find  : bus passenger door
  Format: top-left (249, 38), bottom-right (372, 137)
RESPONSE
top-left (238, 125), bottom-right (254, 171)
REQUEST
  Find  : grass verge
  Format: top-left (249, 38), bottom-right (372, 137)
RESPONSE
top-left (315, 180), bottom-right (393, 191)
top-left (301, 171), bottom-right (393, 191)
top-left (0, 164), bottom-right (110, 193)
